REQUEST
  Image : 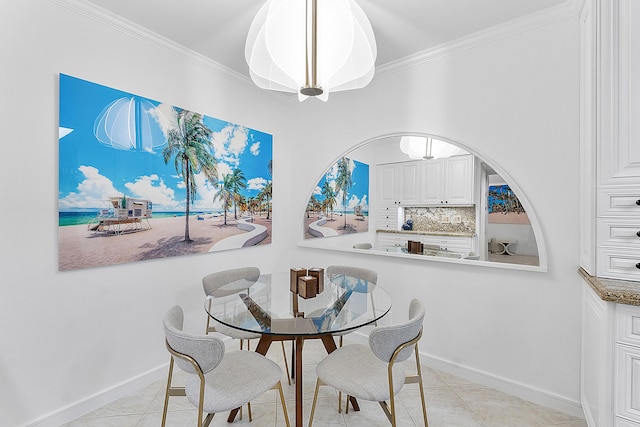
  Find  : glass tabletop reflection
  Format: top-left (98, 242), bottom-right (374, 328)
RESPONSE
top-left (204, 271), bottom-right (392, 337)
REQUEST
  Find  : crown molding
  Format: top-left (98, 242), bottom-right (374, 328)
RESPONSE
top-left (376, 0), bottom-right (583, 78)
top-left (50, 0), bottom-right (294, 103)
top-left (52, 0), bottom-right (582, 105)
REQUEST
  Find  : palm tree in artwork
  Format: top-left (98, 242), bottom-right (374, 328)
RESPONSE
top-left (248, 196), bottom-right (260, 216)
top-left (321, 181), bottom-right (337, 220)
top-left (213, 174), bottom-right (234, 226)
top-left (163, 109), bottom-right (218, 242)
top-left (335, 157), bottom-right (352, 228)
top-left (229, 168), bottom-right (247, 219)
top-left (259, 181), bottom-right (272, 220)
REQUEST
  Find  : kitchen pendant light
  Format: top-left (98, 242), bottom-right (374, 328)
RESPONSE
top-left (400, 136), bottom-right (466, 159)
top-left (245, 0), bottom-right (377, 102)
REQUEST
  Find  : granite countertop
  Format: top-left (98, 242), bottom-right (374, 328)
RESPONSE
top-left (376, 229), bottom-right (476, 238)
top-left (579, 267), bottom-right (640, 306)
top-left (372, 245), bottom-right (464, 259)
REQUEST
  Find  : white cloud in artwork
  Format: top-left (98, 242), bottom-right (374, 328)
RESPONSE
top-left (228, 126), bottom-right (248, 156)
top-left (211, 125), bottom-right (249, 169)
top-left (348, 194), bottom-right (360, 208)
top-left (59, 165), bottom-right (120, 209)
top-left (124, 174), bottom-right (179, 210)
top-left (247, 177), bottom-right (267, 190)
top-left (313, 185), bottom-right (322, 195)
top-left (250, 141), bottom-right (260, 156)
top-left (217, 162), bottom-right (234, 178)
top-left (191, 171), bottom-right (220, 210)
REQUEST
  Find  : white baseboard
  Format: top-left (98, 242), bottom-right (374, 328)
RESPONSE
top-left (25, 364), bottom-right (168, 427)
top-left (27, 332), bottom-right (585, 425)
top-left (345, 330), bottom-right (585, 419)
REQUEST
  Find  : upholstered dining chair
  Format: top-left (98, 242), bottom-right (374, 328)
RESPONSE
top-left (162, 305), bottom-right (290, 427)
top-left (202, 267), bottom-right (291, 384)
top-left (308, 299), bottom-right (428, 427)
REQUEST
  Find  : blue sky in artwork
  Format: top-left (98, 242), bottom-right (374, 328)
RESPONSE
top-left (58, 74), bottom-right (272, 212)
top-left (311, 159), bottom-right (369, 211)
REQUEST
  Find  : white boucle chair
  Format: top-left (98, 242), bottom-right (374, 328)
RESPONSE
top-left (308, 299), bottom-right (428, 427)
top-left (161, 305), bottom-right (290, 427)
top-left (203, 267), bottom-right (291, 384)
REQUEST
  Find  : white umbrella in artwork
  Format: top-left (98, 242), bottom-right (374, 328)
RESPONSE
top-left (93, 97), bottom-right (170, 152)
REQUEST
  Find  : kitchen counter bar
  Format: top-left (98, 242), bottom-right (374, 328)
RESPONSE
top-left (579, 267), bottom-right (640, 306)
top-left (377, 229), bottom-right (476, 237)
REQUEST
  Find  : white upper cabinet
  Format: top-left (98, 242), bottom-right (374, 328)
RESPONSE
top-left (379, 155), bottom-right (475, 207)
top-left (420, 159), bottom-right (445, 204)
top-left (599, 0), bottom-right (640, 186)
top-left (377, 161), bottom-right (420, 205)
top-left (421, 155), bottom-right (475, 205)
top-left (593, 0), bottom-right (640, 281)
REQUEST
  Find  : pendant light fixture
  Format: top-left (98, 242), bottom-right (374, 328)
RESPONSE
top-left (400, 136), bottom-right (466, 160)
top-left (245, 0), bottom-right (377, 102)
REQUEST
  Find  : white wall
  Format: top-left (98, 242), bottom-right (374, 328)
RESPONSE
top-left (0, 1), bottom-right (583, 425)
top-left (0, 2), bottom-right (292, 426)
top-left (283, 13), bottom-right (583, 417)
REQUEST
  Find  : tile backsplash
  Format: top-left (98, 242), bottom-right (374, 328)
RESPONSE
top-left (404, 206), bottom-right (476, 234)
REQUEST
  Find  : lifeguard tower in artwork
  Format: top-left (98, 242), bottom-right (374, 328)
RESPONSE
top-left (88, 196), bottom-right (152, 235)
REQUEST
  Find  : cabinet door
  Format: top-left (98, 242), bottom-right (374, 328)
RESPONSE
top-left (599, 0), bottom-right (640, 186)
top-left (397, 162), bottom-right (420, 204)
top-left (445, 155), bottom-right (474, 204)
top-left (421, 159), bottom-right (445, 204)
top-left (616, 344), bottom-right (640, 423)
top-left (378, 164), bottom-right (397, 205)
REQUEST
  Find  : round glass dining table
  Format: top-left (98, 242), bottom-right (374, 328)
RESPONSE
top-left (204, 271), bottom-right (392, 427)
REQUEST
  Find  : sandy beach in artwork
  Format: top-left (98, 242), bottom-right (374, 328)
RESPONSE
top-left (58, 214), bottom-right (272, 271)
top-left (303, 213), bottom-right (369, 239)
top-left (488, 212), bottom-right (530, 225)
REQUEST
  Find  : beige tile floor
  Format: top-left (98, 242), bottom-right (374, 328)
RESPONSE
top-left (64, 339), bottom-right (587, 427)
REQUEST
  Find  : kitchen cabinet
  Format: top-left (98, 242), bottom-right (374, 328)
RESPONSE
top-left (581, 282), bottom-right (640, 427)
top-left (377, 206), bottom-right (399, 230)
top-left (420, 154), bottom-right (475, 205)
top-left (422, 234), bottom-right (474, 253)
top-left (582, 0), bottom-right (640, 281)
top-left (580, 2), bottom-right (640, 423)
top-left (376, 231), bottom-right (474, 256)
top-left (377, 161), bottom-right (420, 206)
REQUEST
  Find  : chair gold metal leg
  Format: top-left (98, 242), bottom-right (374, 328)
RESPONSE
top-left (345, 394), bottom-right (350, 414)
top-left (248, 402), bottom-right (252, 421)
top-left (390, 393), bottom-right (397, 427)
top-left (276, 381), bottom-right (291, 427)
top-left (338, 391), bottom-right (342, 413)
top-left (161, 358), bottom-right (174, 427)
top-left (414, 346), bottom-right (428, 426)
top-left (308, 379), bottom-right (321, 427)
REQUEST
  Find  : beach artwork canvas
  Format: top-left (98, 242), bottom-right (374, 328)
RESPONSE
top-left (488, 184), bottom-right (530, 224)
top-left (58, 74), bottom-right (273, 271)
top-left (304, 157), bottom-right (369, 238)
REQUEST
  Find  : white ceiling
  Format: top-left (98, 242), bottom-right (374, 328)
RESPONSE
top-left (83, 0), bottom-right (568, 78)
